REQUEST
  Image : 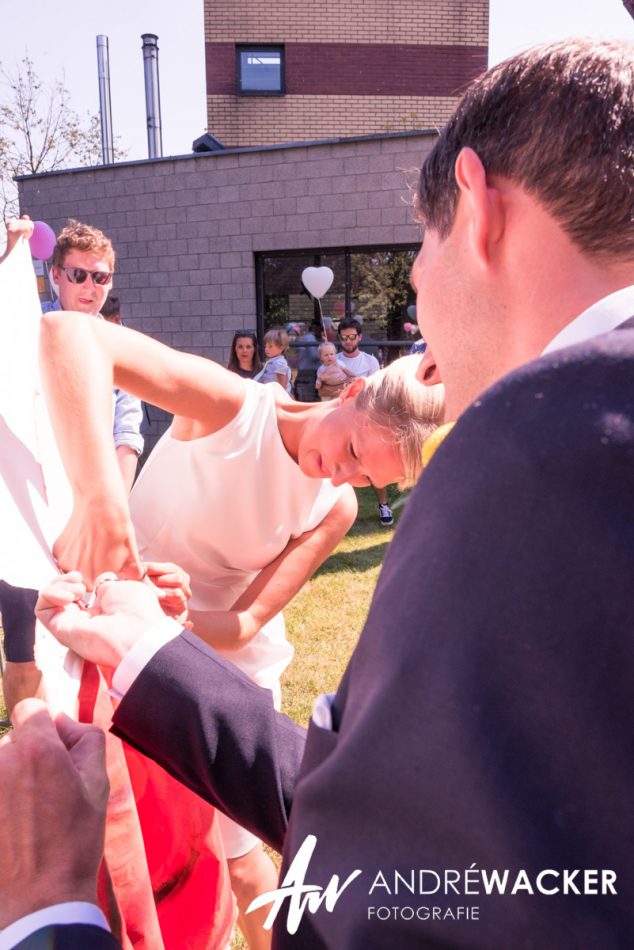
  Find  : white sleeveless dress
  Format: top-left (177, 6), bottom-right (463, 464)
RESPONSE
top-left (130, 380), bottom-right (343, 694)
top-left (129, 380), bottom-right (345, 855)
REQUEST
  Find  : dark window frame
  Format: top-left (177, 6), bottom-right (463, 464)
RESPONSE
top-left (255, 242), bottom-right (419, 347)
top-left (236, 44), bottom-right (285, 96)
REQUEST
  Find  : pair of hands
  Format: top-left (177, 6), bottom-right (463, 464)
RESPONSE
top-left (36, 566), bottom-right (187, 668)
top-left (0, 566), bottom-right (192, 930)
top-left (0, 571), bottom-right (180, 928)
top-left (0, 567), bottom-right (190, 929)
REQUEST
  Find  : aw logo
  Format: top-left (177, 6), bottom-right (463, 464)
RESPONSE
top-left (247, 834), bottom-right (362, 934)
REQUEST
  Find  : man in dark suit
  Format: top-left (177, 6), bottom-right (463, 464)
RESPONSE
top-left (4, 36), bottom-right (634, 948)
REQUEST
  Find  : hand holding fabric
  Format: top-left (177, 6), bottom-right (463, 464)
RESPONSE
top-left (1, 215), bottom-right (34, 262)
top-left (36, 572), bottom-right (166, 669)
top-left (52, 496), bottom-right (143, 589)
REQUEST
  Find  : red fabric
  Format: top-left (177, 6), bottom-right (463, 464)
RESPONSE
top-left (78, 661), bottom-right (235, 949)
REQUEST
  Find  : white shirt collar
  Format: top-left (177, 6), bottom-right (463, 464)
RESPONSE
top-left (0, 903), bottom-right (109, 949)
top-left (542, 285), bottom-right (634, 355)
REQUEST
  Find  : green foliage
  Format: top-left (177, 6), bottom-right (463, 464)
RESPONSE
top-left (352, 248), bottom-right (416, 335)
top-left (265, 293), bottom-right (289, 326)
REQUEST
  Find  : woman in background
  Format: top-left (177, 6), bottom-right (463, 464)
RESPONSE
top-left (227, 329), bottom-right (262, 379)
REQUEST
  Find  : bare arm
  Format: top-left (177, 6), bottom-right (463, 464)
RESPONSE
top-left (39, 312), bottom-right (246, 584)
top-left (189, 486), bottom-right (358, 649)
top-left (275, 372), bottom-right (287, 388)
top-left (40, 311), bottom-right (246, 427)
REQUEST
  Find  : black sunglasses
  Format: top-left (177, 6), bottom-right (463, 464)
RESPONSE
top-left (59, 265), bottom-right (113, 287)
top-left (233, 330), bottom-right (257, 339)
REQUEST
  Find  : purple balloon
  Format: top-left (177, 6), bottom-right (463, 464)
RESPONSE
top-left (29, 220), bottom-right (56, 260)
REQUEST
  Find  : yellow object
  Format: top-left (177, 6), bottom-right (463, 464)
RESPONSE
top-left (422, 422), bottom-right (456, 468)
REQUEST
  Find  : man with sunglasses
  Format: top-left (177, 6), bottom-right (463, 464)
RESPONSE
top-left (42, 219), bottom-right (144, 491)
top-left (336, 317), bottom-right (394, 525)
top-left (0, 218), bottom-right (143, 715)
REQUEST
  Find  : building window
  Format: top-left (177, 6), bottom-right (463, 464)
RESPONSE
top-left (237, 46), bottom-right (284, 95)
top-left (255, 245), bottom-right (420, 399)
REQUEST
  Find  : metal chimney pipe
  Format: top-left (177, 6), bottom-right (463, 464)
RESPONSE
top-left (141, 33), bottom-right (163, 159)
top-left (96, 35), bottom-right (114, 164)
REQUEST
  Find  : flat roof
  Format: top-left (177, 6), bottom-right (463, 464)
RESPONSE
top-left (15, 127), bottom-right (438, 181)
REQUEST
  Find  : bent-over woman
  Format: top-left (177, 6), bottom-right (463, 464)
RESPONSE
top-left (39, 311), bottom-right (444, 949)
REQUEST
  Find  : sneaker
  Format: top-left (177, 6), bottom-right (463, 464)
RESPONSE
top-left (378, 503), bottom-right (394, 526)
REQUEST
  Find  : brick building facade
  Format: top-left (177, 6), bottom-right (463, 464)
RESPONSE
top-left (205, 0), bottom-right (488, 146)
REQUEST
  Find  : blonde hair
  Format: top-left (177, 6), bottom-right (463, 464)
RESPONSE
top-left (264, 326), bottom-right (289, 351)
top-left (355, 354), bottom-right (444, 488)
top-left (52, 218), bottom-right (115, 270)
top-left (318, 341), bottom-right (336, 359)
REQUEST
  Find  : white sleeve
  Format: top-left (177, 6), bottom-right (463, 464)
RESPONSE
top-left (0, 903), bottom-right (109, 949)
top-left (113, 389), bottom-right (144, 455)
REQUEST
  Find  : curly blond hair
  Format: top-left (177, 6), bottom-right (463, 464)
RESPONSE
top-left (52, 219), bottom-right (115, 270)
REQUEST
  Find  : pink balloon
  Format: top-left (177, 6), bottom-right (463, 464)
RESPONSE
top-left (29, 220), bottom-right (56, 260)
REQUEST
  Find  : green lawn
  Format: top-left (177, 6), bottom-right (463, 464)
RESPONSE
top-left (280, 485), bottom-right (404, 724)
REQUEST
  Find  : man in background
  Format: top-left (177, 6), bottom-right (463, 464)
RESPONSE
top-left (42, 220), bottom-right (143, 492)
top-left (101, 292), bottom-right (122, 325)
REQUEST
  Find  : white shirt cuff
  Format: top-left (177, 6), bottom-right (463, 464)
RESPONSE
top-left (311, 692), bottom-right (335, 729)
top-left (110, 616), bottom-right (184, 699)
top-left (0, 902), bottom-right (109, 949)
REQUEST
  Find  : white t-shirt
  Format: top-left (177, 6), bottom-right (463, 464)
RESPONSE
top-left (336, 350), bottom-right (379, 377)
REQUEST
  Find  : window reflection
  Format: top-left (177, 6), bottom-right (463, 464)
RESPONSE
top-left (257, 245), bottom-right (420, 399)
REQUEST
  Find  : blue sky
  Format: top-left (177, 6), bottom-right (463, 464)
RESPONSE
top-left (1, 0), bottom-right (633, 161)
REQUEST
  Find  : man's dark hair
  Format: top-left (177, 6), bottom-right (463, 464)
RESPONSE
top-left (417, 38), bottom-right (634, 261)
top-left (101, 294), bottom-right (121, 320)
top-left (338, 317), bottom-right (362, 336)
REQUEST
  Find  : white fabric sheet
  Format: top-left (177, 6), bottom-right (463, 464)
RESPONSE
top-left (0, 239), bottom-right (80, 716)
top-left (0, 240), bottom-right (72, 588)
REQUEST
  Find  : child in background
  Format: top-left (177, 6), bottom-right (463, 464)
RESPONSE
top-left (315, 340), bottom-right (355, 400)
top-left (256, 327), bottom-right (292, 393)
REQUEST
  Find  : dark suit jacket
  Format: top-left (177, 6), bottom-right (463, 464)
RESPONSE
top-left (109, 326), bottom-right (634, 948)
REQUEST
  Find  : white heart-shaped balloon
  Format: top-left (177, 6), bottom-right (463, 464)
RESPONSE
top-left (302, 266), bottom-right (334, 299)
